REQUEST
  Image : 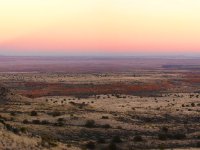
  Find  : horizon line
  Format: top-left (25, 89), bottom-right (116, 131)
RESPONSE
top-left (1, 54), bottom-right (200, 59)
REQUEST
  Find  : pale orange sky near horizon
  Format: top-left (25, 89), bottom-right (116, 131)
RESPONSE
top-left (0, 0), bottom-right (200, 55)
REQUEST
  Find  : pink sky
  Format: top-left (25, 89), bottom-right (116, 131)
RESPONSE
top-left (1, 0), bottom-right (200, 55)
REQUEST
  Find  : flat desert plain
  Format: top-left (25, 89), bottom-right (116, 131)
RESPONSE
top-left (0, 56), bottom-right (200, 150)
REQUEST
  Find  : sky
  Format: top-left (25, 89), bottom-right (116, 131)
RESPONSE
top-left (0, 0), bottom-right (200, 56)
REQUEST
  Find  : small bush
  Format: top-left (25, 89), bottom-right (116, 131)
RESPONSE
top-left (10, 117), bottom-right (15, 121)
top-left (23, 119), bottom-right (29, 124)
top-left (171, 133), bottom-right (186, 140)
top-left (196, 142), bottom-right (200, 148)
top-left (54, 121), bottom-right (65, 126)
top-left (32, 120), bottom-right (40, 124)
top-left (162, 127), bottom-right (168, 133)
top-left (101, 116), bottom-right (109, 119)
top-left (97, 138), bottom-right (106, 143)
top-left (85, 120), bottom-right (95, 128)
top-left (85, 141), bottom-right (95, 149)
top-left (108, 142), bottom-right (117, 150)
top-left (134, 135), bottom-right (143, 142)
top-left (30, 111), bottom-right (38, 116)
top-left (41, 120), bottom-right (49, 125)
top-left (5, 124), bottom-right (20, 134)
top-left (57, 118), bottom-right (65, 122)
top-left (117, 126), bottom-right (122, 129)
top-left (158, 134), bottom-right (167, 141)
top-left (20, 127), bottom-right (27, 133)
top-left (10, 112), bottom-right (16, 116)
top-left (191, 103), bottom-right (195, 107)
top-left (12, 128), bottom-right (20, 134)
top-left (112, 136), bottom-right (122, 143)
top-left (102, 124), bottom-right (111, 129)
top-left (0, 118), bottom-right (5, 124)
top-left (41, 136), bottom-right (58, 148)
top-left (51, 111), bottom-right (62, 117)
top-left (158, 133), bottom-right (186, 140)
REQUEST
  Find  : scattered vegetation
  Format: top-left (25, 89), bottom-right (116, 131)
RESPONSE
top-left (158, 132), bottom-right (186, 140)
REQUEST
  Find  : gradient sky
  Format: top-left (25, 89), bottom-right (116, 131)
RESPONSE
top-left (0, 0), bottom-right (200, 56)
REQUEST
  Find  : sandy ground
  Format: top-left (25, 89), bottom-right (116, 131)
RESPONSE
top-left (0, 69), bottom-right (199, 149)
top-left (1, 90), bottom-right (200, 149)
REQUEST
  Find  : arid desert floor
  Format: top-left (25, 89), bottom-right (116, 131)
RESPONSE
top-left (0, 56), bottom-right (200, 150)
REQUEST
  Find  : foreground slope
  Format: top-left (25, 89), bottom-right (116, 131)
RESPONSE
top-left (0, 83), bottom-right (200, 149)
top-left (0, 85), bottom-right (79, 150)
